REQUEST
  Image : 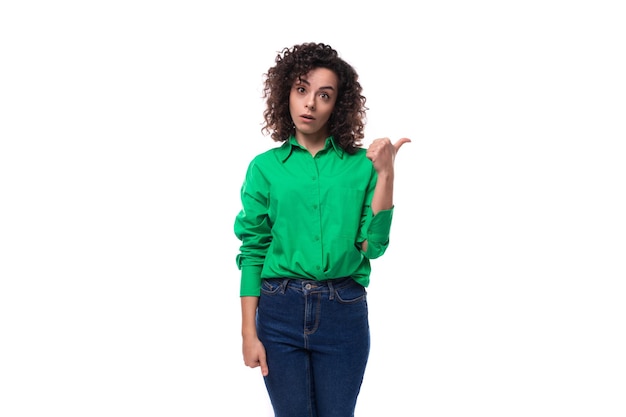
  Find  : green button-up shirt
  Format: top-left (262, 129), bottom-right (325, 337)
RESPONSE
top-left (234, 136), bottom-right (393, 296)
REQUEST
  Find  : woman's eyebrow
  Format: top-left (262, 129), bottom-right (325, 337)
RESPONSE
top-left (295, 77), bottom-right (310, 85)
top-left (295, 78), bottom-right (335, 91)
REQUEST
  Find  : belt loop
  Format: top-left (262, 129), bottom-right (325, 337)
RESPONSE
top-left (280, 279), bottom-right (290, 294)
top-left (328, 280), bottom-right (335, 300)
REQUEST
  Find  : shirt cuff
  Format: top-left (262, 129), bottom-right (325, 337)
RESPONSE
top-left (368, 207), bottom-right (394, 241)
top-left (240, 265), bottom-right (263, 297)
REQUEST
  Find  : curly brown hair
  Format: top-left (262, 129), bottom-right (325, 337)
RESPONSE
top-left (261, 42), bottom-right (367, 154)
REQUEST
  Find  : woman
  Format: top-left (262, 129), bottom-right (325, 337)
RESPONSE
top-left (234, 42), bottom-right (410, 417)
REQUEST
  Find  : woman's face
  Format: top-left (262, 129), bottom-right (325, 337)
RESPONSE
top-left (289, 67), bottom-right (338, 139)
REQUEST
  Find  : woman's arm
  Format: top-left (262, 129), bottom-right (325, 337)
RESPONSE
top-left (241, 296), bottom-right (268, 376)
top-left (361, 137), bottom-right (411, 252)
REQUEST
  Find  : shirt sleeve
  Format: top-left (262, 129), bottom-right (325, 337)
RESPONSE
top-left (358, 167), bottom-right (394, 259)
top-left (363, 207), bottom-right (394, 259)
top-left (234, 159), bottom-right (271, 296)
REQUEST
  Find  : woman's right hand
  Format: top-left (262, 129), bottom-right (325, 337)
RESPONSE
top-left (243, 335), bottom-right (269, 376)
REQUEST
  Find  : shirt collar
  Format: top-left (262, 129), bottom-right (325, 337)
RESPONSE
top-left (277, 136), bottom-right (345, 162)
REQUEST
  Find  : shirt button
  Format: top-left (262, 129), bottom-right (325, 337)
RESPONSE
top-left (313, 204), bottom-right (318, 209)
top-left (312, 176), bottom-right (317, 180)
top-left (316, 265), bottom-right (321, 270)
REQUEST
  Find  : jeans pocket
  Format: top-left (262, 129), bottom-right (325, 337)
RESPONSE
top-left (334, 281), bottom-right (367, 304)
top-left (260, 279), bottom-right (284, 296)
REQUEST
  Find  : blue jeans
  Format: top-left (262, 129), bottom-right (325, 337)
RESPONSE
top-left (257, 277), bottom-right (370, 417)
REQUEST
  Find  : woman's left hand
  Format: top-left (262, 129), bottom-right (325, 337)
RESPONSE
top-left (366, 137), bottom-right (411, 174)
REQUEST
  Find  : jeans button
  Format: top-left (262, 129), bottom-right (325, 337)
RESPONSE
top-left (305, 284), bottom-right (312, 290)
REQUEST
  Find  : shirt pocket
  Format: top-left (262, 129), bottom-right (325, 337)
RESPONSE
top-left (325, 187), bottom-right (366, 239)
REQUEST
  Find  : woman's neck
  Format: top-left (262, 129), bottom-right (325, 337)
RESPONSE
top-left (295, 132), bottom-right (327, 156)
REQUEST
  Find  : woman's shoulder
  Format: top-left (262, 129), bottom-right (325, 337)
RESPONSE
top-left (344, 146), bottom-right (370, 164)
top-left (254, 143), bottom-right (287, 160)
top-left (350, 146), bottom-right (368, 157)
top-left (246, 142), bottom-right (289, 168)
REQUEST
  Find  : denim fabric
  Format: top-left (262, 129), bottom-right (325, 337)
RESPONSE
top-left (257, 277), bottom-right (370, 417)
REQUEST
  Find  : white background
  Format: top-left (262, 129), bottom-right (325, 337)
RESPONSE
top-left (1, 1), bottom-right (625, 416)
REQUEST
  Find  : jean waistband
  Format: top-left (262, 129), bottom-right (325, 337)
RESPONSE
top-left (263, 277), bottom-right (354, 296)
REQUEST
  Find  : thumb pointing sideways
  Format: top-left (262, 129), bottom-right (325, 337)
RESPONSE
top-left (394, 138), bottom-right (412, 152)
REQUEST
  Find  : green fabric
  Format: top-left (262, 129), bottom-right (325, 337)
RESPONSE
top-left (235, 136), bottom-right (393, 296)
